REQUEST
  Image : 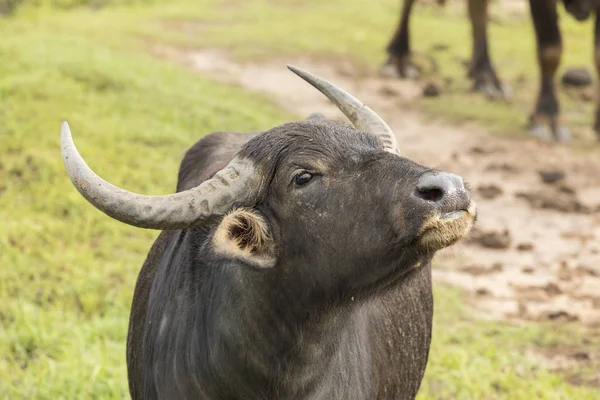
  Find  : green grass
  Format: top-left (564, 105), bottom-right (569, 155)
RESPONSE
top-left (420, 286), bottom-right (600, 399)
top-left (1, 1), bottom-right (599, 398)
top-left (0, 13), bottom-right (292, 397)
top-left (11, 0), bottom-right (600, 147)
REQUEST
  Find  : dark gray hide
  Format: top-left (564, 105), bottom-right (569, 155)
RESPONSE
top-left (125, 118), bottom-right (474, 400)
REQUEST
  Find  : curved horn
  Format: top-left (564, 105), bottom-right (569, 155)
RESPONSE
top-left (287, 65), bottom-right (399, 156)
top-left (60, 122), bottom-right (262, 230)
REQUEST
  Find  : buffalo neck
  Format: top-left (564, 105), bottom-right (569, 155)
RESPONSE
top-left (203, 262), bottom-right (376, 399)
top-left (143, 230), bottom-right (376, 399)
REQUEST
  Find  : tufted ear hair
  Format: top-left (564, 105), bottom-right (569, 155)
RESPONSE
top-left (211, 209), bottom-right (276, 269)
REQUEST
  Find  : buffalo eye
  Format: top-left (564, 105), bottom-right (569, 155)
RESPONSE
top-left (294, 172), bottom-right (313, 187)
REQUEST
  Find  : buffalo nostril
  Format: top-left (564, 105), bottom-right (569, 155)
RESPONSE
top-left (416, 172), bottom-right (465, 203)
top-left (416, 187), bottom-right (444, 202)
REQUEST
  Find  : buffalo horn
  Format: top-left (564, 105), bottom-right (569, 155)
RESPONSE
top-left (60, 122), bottom-right (262, 230)
top-left (287, 65), bottom-right (400, 156)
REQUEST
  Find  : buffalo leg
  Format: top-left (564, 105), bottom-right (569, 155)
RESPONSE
top-left (594, 7), bottom-right (600, 140)
top-left (467, 0), bottom-right (510, 99)
top-left (381, 0), bottom-right (420, 79)
top-left (528, 0), bottom-right (571, 142)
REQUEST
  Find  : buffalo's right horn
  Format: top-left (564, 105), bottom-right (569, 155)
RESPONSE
top-left (61, 122), bottom-right (263, 230)
top-left (287, 65), bottom-right (400, 156)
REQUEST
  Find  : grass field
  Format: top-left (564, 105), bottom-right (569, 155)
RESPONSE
top-left (1, 1), bottom-right (599, 398)
top-left (9, 0), bottom-right (600, 142)
top-left (13, 0), bottom-right (597, 142)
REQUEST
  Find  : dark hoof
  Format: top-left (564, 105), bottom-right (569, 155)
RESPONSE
top-left (528, 116), bottom-right (572, 144)
top-left (554, 125), bottom-right (572, 144)
top-left (472, 74), bottom-right (512, 101)
top-left (528, 123), bottom-right (553, 142)
top-left (474, 81), bottom-right (512, 101)
top-left (380, 56), bottom-right (420, 79)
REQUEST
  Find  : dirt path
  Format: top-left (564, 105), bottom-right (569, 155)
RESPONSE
top-left (154, 45), bottom-right (600, 329)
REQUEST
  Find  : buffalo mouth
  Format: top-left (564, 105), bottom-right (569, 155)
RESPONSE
top-left (415, 200), bottom-right (477, 252)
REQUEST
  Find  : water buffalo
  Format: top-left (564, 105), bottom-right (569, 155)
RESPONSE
top-left (61, 66), bottom-right (477, 399)
top-left (383, 0), bottom-right (600, 142)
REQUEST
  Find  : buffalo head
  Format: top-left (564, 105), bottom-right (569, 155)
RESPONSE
top-left (61, 65), bottom-right (476, 302)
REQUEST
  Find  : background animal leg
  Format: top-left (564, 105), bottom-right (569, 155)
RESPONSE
top-left (381, 0), bottom-right (420, 79)
top-left (593, 7), bottom-right (600, 140)
top-left (467, 0), bottom-right (511, 100)
top-left (527, 0), bottom-right (571, 143)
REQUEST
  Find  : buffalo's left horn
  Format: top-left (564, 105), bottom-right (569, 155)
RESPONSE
top-left (60, 122), bottom-right (263, 230)
top-left (287, 65), bottom-right (400, 156)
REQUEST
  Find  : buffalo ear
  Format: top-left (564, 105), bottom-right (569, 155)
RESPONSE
top-left (212, 209), bottom-right (276, 269)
